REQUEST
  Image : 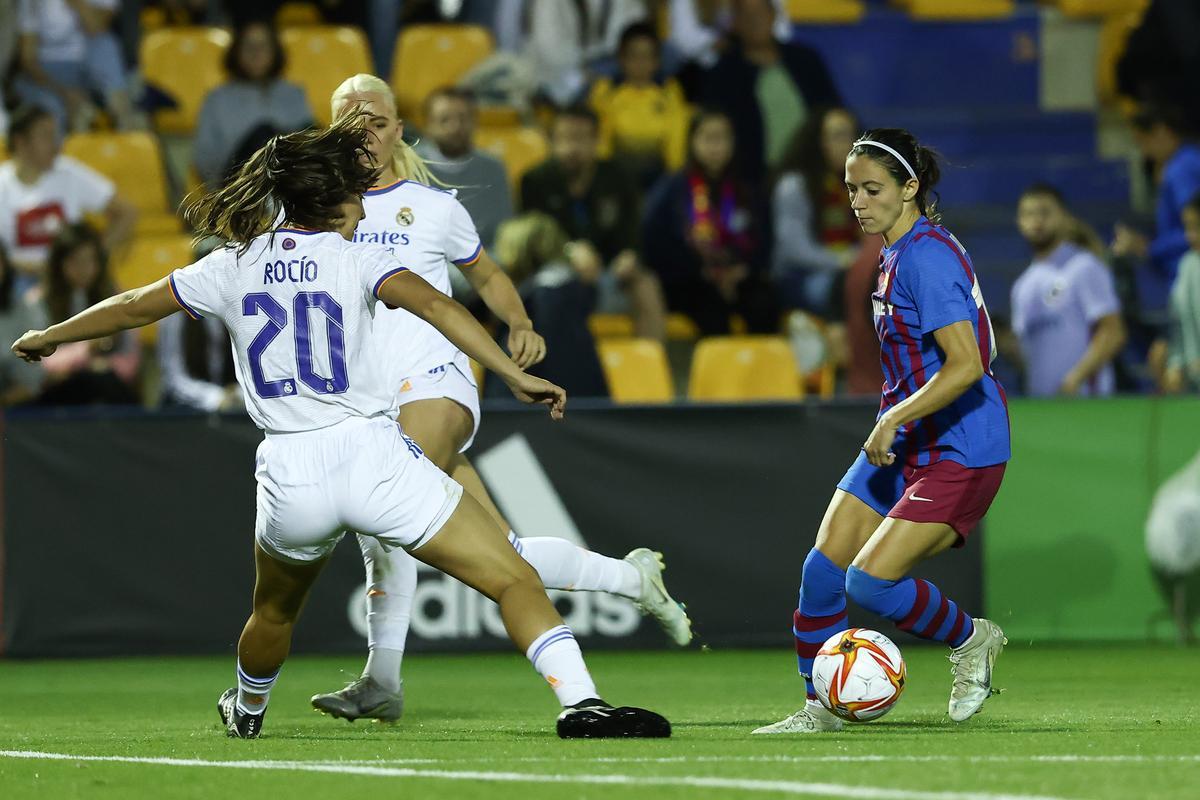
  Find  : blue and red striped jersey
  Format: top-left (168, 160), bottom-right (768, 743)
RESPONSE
top-left (872, 216), bottom-right (1011, 468)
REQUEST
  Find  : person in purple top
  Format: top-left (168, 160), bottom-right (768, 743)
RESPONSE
top-left (1012, 184), bottom-right (1127, 397)
top-left (1114, 103), bottom-right (1200, 316)
top-left (755, 128), bottom-right (1011, 736)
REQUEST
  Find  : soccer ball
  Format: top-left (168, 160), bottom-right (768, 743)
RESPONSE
top-left (813, 628), bottom-right (906, 722)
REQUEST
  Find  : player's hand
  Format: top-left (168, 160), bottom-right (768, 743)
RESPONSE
top-left (863, 416), bottom-right (898, 467)
top-left (1111, 224), bottom-right (1148, 259)
top-left (11, 329), bottom-right (57, 362)
top-left (1162, 365), bottom-right (1185, 395)
top-left (505, 372), bottom-right (566, 420)
top-left (507, 325), bottom-right (546, 369)
top-left (1058, 370), bottom-right (1083, 396)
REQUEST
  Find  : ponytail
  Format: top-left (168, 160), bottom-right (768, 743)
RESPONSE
top-left (184, 114), bottom-right (378, 255)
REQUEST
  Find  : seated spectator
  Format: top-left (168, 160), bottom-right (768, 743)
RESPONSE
top-left (0, 240), bottom-right (45, 406)
top-left (1162, 193), bottom-right (1200, 394)
top-left (157, 309), bottom-right (242, 412)
top-left (700, 0), bottom-right (840, 182)
top-left (192, 18), bottom-right (313, 188)
top-left (771, 105), bottom-right (861, 318)
top-left (588, 22), bottom-right (690, 189)
top-left (1012, 184), bottom-right (1127, 397)
top-left (35, 222), bottom-right (139, 405)
top-left (13, 0), bottom-right (134, 134)
top-left (0, 105), bottom-right (137, 285)
top-left (641, 108), bottom-right (777, 336)
top-left (1113, 103), bottom-right (1200, 322)
top-left (520, 105), bottom-right (665, 339)
top-left (486, 212), bottom-right (609, 398)
top-left (415, 87), bottom-right (512, 253)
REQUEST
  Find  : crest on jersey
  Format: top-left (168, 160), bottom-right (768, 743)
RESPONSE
top-left (282, 238), bottom-right (296, 250)
top-left (396, 207), bottom-right (415, 226)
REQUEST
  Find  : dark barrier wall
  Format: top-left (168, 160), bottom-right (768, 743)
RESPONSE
top-left (0, 403), bottom-right (982, 657)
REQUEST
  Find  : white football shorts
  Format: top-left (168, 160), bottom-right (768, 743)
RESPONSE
top-left (254, 415), bottom-right (463, 564)
top-left (393, 351), bottom-right (481, 453)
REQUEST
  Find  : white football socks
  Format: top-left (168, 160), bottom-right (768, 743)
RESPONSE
top-left (524, 624), bottom-right (598, 707)
top-left (236, 661), bottom-right (278, 716)
top-left (359, 534), bottom-right (417, 693)
top-left (510, 533), bottom-right (642, 599)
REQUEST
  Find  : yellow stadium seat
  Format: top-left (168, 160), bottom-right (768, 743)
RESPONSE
top-left (786, 0), bottom-right (865, 24)
top-left (688, 336), bottom-right (804, 402)
top-left (476, 105), bottom-right (521, 128)
top-left (475, 126), bottom-right (546, 176)
top-left (276, 1), bottom-right (322, 27)
top-left (588, 313), bottom-right (635, 339)
top-left (113, 235), bottom-right (197, 344)
top-left (1046, 0), bottom-right (1148, 18)
top-left (1097, 12), bottom-right (1144, 105)
top-left (391, 25), bottom-right (494, 123)
top-left (62, 132), bottom-right (180, 235)
top-left (140, 27), bottom-right (231, 134)
top-left (893, 0), bottom-right (1014, 20)
top-left (598, 339), bottom-right (674, 403)
top-left (666, 313), bottom-right (700, 340)
top-left (281, 26), bottom-right (372, 126)
top-left (474, 127), bottom-right (548, 190)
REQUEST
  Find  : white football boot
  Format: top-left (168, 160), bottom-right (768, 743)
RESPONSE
top-left (624, 548), bottom-right (693, 646)
top-left (752, 700), bottom-right (844, 734)
top-left (947, 618), bottom-right (1007, 722)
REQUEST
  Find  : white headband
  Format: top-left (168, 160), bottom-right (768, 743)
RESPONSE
top-left (854, 139), bottom-right (917, 180)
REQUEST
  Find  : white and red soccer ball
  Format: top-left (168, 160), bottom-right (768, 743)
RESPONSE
top-left (813, 628), bottom-right (906, 722)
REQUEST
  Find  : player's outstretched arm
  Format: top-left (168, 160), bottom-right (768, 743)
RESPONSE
top-left (380, 270), bottom-right (565, 419)
top-left (11, 277), bottom-right (180, 363)
top-left (461, 251), bottom-right (546, 369)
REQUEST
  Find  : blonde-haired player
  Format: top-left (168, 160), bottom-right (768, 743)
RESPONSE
top-left (310, 74), bottom-right (692, 723)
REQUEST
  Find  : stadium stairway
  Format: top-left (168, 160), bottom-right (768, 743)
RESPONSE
top-left (791, 6), bottom-right (1131, 321)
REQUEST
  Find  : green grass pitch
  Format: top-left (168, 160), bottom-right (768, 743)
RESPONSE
top-left (1, 645), bottom-right (1196, 799)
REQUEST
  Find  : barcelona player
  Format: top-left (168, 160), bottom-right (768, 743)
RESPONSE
top-left (755, 128), bottom-right (1011, 734)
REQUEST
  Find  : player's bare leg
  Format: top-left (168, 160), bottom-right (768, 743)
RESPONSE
top-left (220, 546), bottom-right (328, 738)
top-left (754, 491), bottom-right (880, 735)
top-left (411, 490), bottom-right (670, 737)
top-left (852, 519), bottom-right (1005, 723)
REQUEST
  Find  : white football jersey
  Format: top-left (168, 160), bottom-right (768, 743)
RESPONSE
top-left (355, 179), bottom-right (482, 386)
top-left (169, 228), bottom-right (409, 433)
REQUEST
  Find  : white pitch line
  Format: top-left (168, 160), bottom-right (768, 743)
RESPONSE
top-left (0, 750), bottom-right (1070, 800)
top-left (328, 754), bottom-right (1200, 767)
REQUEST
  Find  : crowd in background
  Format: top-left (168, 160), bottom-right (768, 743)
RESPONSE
top-left (1, 0), bottom-right (1199, 407)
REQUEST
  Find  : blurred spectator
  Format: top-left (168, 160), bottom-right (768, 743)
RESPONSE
top-left (641, 108), bottom-right (777, 335)
top-left (157, 312), bottom-right (242, 411)
top-left (1, 0), bottom-right (17, 85)
top-left (192, 19), bottom-right (314, 188)
top-left (0, 240), bottom-right (45, 406)
top-left (1116, 0), bottom-right (1200, 131)
top-left (521, 105), bottom-right (666, 339)
top-left (36, 223), bottom-right (139, 405)
top-left (1012, 184), bottom-right (1126, 397)
top-left (1113, 103), bottom-right (1200, 319)
top-left (842, 233), bottom-right (885, 396)
top-left (414, 87), bottom-right (512, 253)
top-left (482, 0), bottom-right (648, 108)
top-left (700, 0), bottom-right (840, 182)
top-left (0, 105), bottom-right (137, 284)
top-left (1161, 193), bottom-right (1200, 394)
top-left (770, 106), bottom-right (860, 318)
top-left (487, 212), bottom-right (609, 398)
top-left (13, 0), bottom-right (135, 134)
top-left (589, 22), bottom-right (690, 190)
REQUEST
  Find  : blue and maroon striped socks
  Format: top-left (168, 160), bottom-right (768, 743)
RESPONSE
top-left (845, 567), bottom-right (974, 648)
top-left (793, 549), bottom-right (850, 700)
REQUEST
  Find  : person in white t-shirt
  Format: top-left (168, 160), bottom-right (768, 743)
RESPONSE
top-left (12, 0), bottom-right (133, 134)
top-left (11, 117), bottom-right (671, 741)
top-left (309, 74), bottom-right (692, 725)
top-left (0, 105), bottom-right (137, 283)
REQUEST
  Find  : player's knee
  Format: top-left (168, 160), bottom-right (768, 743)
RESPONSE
top-left (845, 566), bottom-right (897, 616)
